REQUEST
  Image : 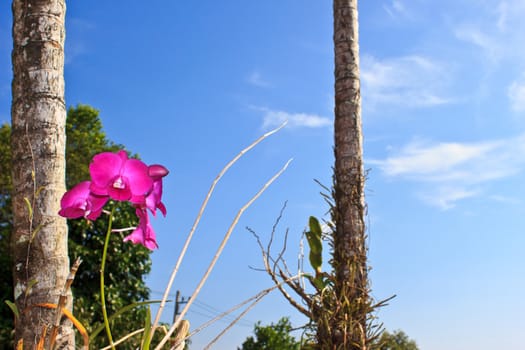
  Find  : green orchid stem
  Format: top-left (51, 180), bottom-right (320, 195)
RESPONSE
top-left (100, 206), bottom-right (116, 349)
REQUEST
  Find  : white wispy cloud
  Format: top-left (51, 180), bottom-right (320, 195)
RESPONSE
top-left (508, 76), bottom-right (525, 112)
top-left (453, 0), bottom-right (525, 63)
top-left (246, 71), bottom-right (271, 88)
top-left (454, 25), bottom-right (501, 63)
top-left (419, 187), bottom-right (479, 210)
top-left (372, 140), bottom-right (501, 180)
top-left (489, 194), bottom-right (522, 205)
top-left (361, 54), bottom-right (453, 110)
top-left (383, 0), bottom-right (413, 20)
top-left (496, 1), bottom-right (509, 32)
top-left (369, 134), bottom-right (525, 209)
top-left (450, 1), bottom-right (525, 113)
top-left (254, 107), bottom-right (331, 130)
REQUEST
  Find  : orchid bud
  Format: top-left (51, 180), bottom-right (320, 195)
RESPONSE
top-left (148, 164), bottom-right (169, 179)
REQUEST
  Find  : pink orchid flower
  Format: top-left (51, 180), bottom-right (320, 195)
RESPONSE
top-left (144, 178), bottom-right (167, 216)
top-left (89, 150), bottom-right (153, 202)
top-left (59, 150), bottom-right (169, 250)
top-left (123, 207), bottom-right (158, 250)
top-left (58, 181), bottom-right (108, 220)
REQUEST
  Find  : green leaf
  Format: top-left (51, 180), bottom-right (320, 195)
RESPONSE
top-left (4, 300), bottom-right (19, 320)
top-left (306, 216), bottom-right (323, 273)
top-left (31, 223), bottom-right (43, 242)
top-left (309, 216), bottom-right (322, 239)
top-left (305, 232), bottom-right (322, 272)
top-left (311, 275), bottom-right (325, 290)
top-left (23, 197), bottom-right (32, 221)
top-left (305, 272), bottom-right (330, 291)
top-left (90, 300), bottom-right (166, 341)
top-left (25, 279), bottom-right (38, 298)
top-left (35, 186), bottom-right (45, 198)
top-left (141, 306), bottom-right (152, 350)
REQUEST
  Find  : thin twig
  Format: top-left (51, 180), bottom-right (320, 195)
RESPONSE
top-left (275, 229), bottom-right (292, 276)
top-left (100, 325), bottom-right (173, 350)
top-left (155, 158), bottom-right (292, 350)
top-left (110, 227), bottom-right (135, 233)
top-left (371, 294), bottom-right (396, 309)
top-left (23, 124), bottom-right (37, 305)
top-left (298, 234), bottom-right (306, 291)
top-left (278, 268), bottom-right (312, 312)
top-left (201, 276), bottom-right (302, 349)
top-left (189, 282), bottom-right (282, 337)
top-left (150, 122), bottom-right (287, 339)
top-left (101, 328), bottom-right (145, 349)
top-left (49, 257), bottom-right (82, 349)
top-left (250, 224), bottom-right (311, 318)
top-left (266, 201), bottom-right (287, 255)
top-left (203, 294), bottom-right (266, 350)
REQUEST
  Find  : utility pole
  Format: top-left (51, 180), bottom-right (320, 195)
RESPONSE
top-left (173, 290), bottom-right (189, 323)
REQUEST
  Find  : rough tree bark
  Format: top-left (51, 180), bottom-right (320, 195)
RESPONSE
top-left (329, 0), bottom-right (370, 348)
top-left (10, 0), bottom-right (74, 348)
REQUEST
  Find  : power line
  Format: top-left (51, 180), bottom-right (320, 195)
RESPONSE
top-left (149, 290), bottom-right (255, 327)
top-left (192, 299), bottom-right (255, 325)
top-left (186, 309), bottom-right (252, 328)
top-left (150, 290), bottom-right (178, 297)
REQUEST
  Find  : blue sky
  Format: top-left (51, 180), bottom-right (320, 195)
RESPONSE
top-left (2, 1), bottom-right (525, 349)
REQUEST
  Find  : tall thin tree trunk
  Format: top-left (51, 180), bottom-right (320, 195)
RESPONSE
top-left (329, 0), bottom-right (369, 348)
top-left (10, 0), bottom-right (73, 348)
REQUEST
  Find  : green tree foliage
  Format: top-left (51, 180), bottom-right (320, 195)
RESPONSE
top-left (238, 319), bottom-right (418, 350)
top-left (0, 123), bottom-right (14, 346)
top-left (0, 105), bottom-right (153, 349)
top-left (375, 330), bottom-right (419, 350)
top-left (238, 317), bottom-right (302, 350)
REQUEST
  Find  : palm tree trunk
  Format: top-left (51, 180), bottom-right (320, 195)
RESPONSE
top-left (11, 0), bottom-right (73, 347)
top-left (330, 0), bottom-right (369, 348)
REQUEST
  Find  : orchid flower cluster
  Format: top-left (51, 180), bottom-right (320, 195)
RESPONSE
top-left (58, 150), bottom-right (169, 250)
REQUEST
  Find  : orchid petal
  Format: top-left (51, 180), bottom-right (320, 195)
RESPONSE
top-left (89, 152), bottom-right (124, 195)
top-left (59, 181), bottom-right (109, 220)
top-left (86, 193), bottom-right (109, 220)
top-left (107, 182), bottom-right (132, 201)
top-left (157, 202), bottom-right (167, 217)
top-left (144, 180), bottom-right (165, 215)
top-left (59, 181), bottom-right (92, 218)
top-left (123, 208), bottom-right (158, 250)
top-left (148, 164), bottom-right (169, 180)
top-left (123, 159), bottom-right (153, 197)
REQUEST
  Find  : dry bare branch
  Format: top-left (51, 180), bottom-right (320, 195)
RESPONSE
top-left (49, 257), bottom-right (82, 349)
top-left (200, 276), bottom-right (302, 349)
top-left (249, 221), bottom-right (312, 318)
top-left (150, 122), bottom-right (287, 338)
top-left (155, 159), bottom-right (293, 350)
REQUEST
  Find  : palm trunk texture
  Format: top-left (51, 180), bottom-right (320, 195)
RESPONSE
top-left (325, 0), bottom-right (370, 348)
top-left (11, 0), bottom-right (73, 348)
